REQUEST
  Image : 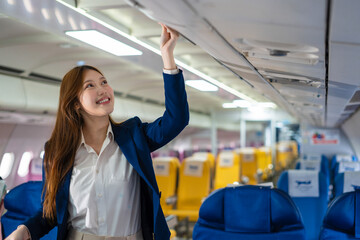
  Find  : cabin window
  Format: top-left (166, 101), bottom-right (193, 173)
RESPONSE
top-left (0, 153), bottom-right (15, 179)
top-left (17, 151), bottom-right (33, 177)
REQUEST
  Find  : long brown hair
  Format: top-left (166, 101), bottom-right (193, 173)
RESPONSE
top-left (43, 65), bottom-right (103, 221)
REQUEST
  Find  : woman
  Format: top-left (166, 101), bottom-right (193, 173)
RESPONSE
top-left (6, 23), bottom-right (189, 240)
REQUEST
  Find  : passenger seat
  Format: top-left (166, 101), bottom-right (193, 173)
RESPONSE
top-left (193, 185), bottom-right (305, 239)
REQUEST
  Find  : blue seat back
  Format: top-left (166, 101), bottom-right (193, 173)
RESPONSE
top-left (334, 172), bottom-right (360, 197)
top-left (334, 161), bottom-right (360, 180)
top-left (295, 155), bottom-right (330, 178)
top-left (193, 185), bottom-right (305, 240)
top-left (331, 154), bottom-right (357, 182)
top-left (2, 181), bottom-right (57, 239)
top-left (320, 189), bottom-right (360, 239)
top-left (277, 170), bottom-right (328, 240)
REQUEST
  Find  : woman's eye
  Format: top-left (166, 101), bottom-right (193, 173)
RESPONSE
top-left (102, 80), bottom-right (108, 85)
top-left (85, 83), bottom-right (93, 89)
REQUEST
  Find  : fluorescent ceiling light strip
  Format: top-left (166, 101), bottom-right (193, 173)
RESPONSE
top-left (176, 61), bottom-right (255, 102)
top-left (222, 103), bottom-right (238, 108)
top-left (56, 0), bottom-right (256, 102)
top-left (66, 30), bottom-right (142, 56)
top-left (233, 99), bottom-right (251, 108)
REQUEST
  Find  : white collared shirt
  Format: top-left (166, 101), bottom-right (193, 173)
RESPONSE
top-left (68, 124), bottom-right (141, 237)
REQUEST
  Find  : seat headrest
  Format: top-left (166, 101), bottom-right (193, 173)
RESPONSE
top-left (288, 170), bottom-right (319, 197)
top-left (183, 159), bottom-right (205, 177)
top-left (336, 154), bottom-right (353, 162)
top-left (299, 160), bottom-right (321, 171)
top-left (338, 161), bottom-right (360, 173)
top-left (344, 172), bottom-right (360, 193)
top-left (4, 181), bottom-right (43, 216)
top-left (218, 151), bottom-right (235, 167)
top-left (154, 161), bottom-right (170, 176)
top-left (192, 152), bottom-right (210, 161)
top-left (323, 189), bottom-right (360, 237)
top-left (198, 185), bottom-right (304, 233)
top-left (303, 154), bottom-right (321, 161)
top-left (224, 186), bottom-right (271, 232)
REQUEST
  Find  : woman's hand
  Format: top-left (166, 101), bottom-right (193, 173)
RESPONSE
top-left (5, 225), bottom-right (31, 240)
top-left (159, 23), bottom-right (179, 70)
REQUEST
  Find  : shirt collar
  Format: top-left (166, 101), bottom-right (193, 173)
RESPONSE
top-left (79, 123), bottom-right (113, 152)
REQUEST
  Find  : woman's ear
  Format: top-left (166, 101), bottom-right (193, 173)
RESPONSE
top-left (75, 102), bottom-right (81, 110)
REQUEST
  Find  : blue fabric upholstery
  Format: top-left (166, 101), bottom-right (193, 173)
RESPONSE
top-left (2, 181), bottom-right (57, 239)
top-left (193, 185), bottom-right (305, 240)
top-left (334, 172), bottom-right (345, 197)
top-left (320, 189), bottom-right (360, 239)
top-left (295, 156), bottom-right (330, 184)
top-left (277, 171), bottom-right (328, 240)
top-left (334, 172), bottom-right (360, 197)
top-left (331, 155), bottom-right (358, 183)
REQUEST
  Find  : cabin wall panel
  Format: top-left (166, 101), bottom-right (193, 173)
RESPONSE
top-left (0, 123), bottom-right (52, 189)
top-left (301, 124), bottom-right (354, 160)
top-left (341, 109), bottom-right (360, 160)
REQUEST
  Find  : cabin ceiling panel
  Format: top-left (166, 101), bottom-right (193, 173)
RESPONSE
top-left (190, 0), bottom-right (326, 58)
top-left (77, 0), bottom-right (129, 10)
top-left (100, 8), bottom-right (159, 36)
top-left (329, 43), bottom-right (360, 87)
top-left (3, 0), bottom-right (360, 128)
top-left (330, 0), bottom-right (360, 44)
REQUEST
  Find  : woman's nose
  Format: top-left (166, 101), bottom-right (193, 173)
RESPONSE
top-left (97, 86), bottom-right (106, 95)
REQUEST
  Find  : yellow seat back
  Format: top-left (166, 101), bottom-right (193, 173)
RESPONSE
top-left (214, 150), bottom-right (240, 189)
top-left (290, 140), bottom-right (299, 159)
top-left (177, 156), bottom-right (211, 221)
top-left (192, 152), bottom-right (215, 170)
top-left (239, 147), bottom-right (258, 185)
top-left (256, 147), bottom-right (273, 180)
top-left (192, 152), bottom-right (216, 189)
top-left (276, 141), bottom-right (293, 170)
top-left (153, 157), bottom-right (180, 211)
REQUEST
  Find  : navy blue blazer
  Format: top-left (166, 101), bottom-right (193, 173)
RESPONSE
top-left (23, 70), bottom-right (189, 240)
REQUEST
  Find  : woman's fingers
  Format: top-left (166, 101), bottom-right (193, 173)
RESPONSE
top-left (165, 25), bottom-right (180, 39)
top-left (159, 23), bottom-right (179, 42)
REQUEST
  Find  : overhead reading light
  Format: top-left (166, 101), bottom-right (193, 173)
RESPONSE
top-left (185, 80), bottom-right (219, 92)
top-left (65, 30), bottom-right (143, 56)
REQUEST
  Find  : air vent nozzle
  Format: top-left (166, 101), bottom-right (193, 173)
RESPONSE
top-left (268, 49), bottom-right (289, 57)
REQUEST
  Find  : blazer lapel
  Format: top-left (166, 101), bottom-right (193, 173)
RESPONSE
top-left (112, 123), bottom-right (158, 193)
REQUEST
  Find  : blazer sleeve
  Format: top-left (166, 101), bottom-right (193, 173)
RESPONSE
top-left (141, 69), bottom-right (189, 152)
top-left (22, 154), bottom-right (57, 239)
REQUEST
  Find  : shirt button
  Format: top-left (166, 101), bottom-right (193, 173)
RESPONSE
top-left (96, 169), bottom-right (99, 174)
top-left (98, 193), bottom-right (103, 198)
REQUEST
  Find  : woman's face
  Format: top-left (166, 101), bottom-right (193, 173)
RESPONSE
top-left (79, 69), bottom-right (114, 118)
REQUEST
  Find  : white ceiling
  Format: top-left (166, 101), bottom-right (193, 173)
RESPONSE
top-left (0, 0), bottom-right (359, 128)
